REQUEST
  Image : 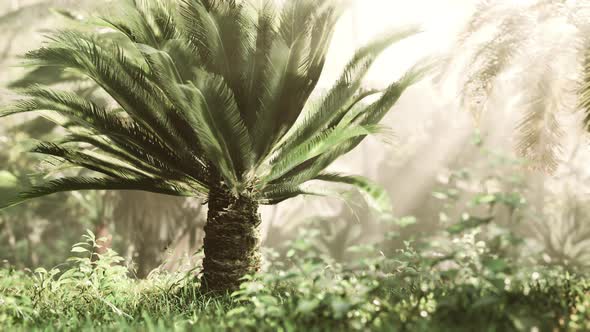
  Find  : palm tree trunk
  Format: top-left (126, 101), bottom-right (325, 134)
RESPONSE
top-left (201, 183), bottom-right (262, 293)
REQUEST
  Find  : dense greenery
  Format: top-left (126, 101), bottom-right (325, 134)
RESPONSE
top-left (1, 216), bottom-right (589, 331)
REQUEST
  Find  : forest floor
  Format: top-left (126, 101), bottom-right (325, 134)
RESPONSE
top-left (1, 231), bottom-right (589, 331)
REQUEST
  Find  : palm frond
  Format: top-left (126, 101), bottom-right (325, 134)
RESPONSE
top-left (515, 74), bottom-right (565, 172)
top-left (258, 182), bottom-right (330, 205)
top-left (0, 176), bottom-right (196, 209)
top-left (460, 13), bottom-right (530, 118)
top-left (99, 0), bottom-right (178, 48)
top-left (179, 0), bottom-right (252, 82)
top-left (59, 134), bottom-right (183, 180)
top-left (263, 125), bottom-right (383, 183)
top-left (190, 73), bottom-right (255, 180)
top-left (177, 81), bottom-right (241, 189)
top-left (2, 85), bottom-right (207, 185)
top-left (252, 0), bottom-right (345, 160)
top-left (262, 64), bottom-right (426, 190)
top-left (580, 46), bottom-right (590, 130)
top-left (24, 31), bottom-right (189, 152)
top-left (31, 141), bottom-right (150, 179)
top-left (440, 0), bottom-right (590, 171)
top-left (242, 1), bottom-right (277, 133)
top-left (8, 66), bottom-right (82, 89)
top-left (314, 172), bottom-right (393, 218)
top-left (275, 27), bottom-right (419, 155)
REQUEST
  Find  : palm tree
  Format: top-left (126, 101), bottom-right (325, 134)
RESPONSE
top-left (438, 0), bottom-right (590, 171)
top-left (0, 0), bottom-right (424, 293)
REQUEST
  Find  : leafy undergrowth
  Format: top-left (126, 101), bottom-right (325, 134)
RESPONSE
top-left (1, 230), bottom-right (589, 332)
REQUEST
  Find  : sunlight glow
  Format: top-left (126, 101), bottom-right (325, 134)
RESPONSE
top-left (316, 0), bottom-right (475, 88)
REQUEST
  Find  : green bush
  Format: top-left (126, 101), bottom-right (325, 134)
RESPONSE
top-left (1, 224), bottom-right (589, 331)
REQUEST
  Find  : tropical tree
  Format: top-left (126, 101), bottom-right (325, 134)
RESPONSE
top-left (438, 0), bottom-right (590, 171)
top-left (0, 0), bottom-right (424, 293)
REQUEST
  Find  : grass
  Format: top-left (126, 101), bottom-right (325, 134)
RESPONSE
top-left (1, 230), bottom-right (590, 331)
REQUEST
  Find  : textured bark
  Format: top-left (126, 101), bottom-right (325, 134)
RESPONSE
top-left (201, 184), bottom-right (262, 293)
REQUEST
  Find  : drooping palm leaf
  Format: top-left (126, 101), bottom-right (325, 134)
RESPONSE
top-left (439, 0), bottom-right (590, 171)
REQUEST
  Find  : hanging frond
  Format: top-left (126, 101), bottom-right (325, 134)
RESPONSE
top-left (439, 0), bottom-right (590, 172)
top-left (515, 73), bottom-right (565, 172)
top-left (31, 142), bottom-right (151, 179)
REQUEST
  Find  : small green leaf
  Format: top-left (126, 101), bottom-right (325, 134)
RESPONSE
top-left (330, 298), bottom-right (351, 319)
top-left (297, 299), bottom-right (320, 314)
top-left (395, 216), bottom-right (417, 228)
top-left (484, 258), bottom-right (509, 273)
top-left (432, 191), bottom-right (448, 200)
top-left (472, 295), bottom-right (501, 309)
top-left (226, 307), bottom-right (247, 317)
top-left (447, 216), bottom-right (494, 234)
top-left (71, 246), bottom-right (89, 253)
top-left (473, 194), bottom-right (496, 205)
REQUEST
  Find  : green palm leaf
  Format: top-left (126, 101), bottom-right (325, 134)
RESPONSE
top-left (315, 172), bottom-right (394, 218)
top-left (0, 176), bottom-right (195, 209)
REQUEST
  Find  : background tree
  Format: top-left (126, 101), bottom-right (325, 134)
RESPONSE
top-left (0, 0), bottom-right (425, 293)
top-left (438, 0), bottom-right (590, 171)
